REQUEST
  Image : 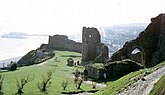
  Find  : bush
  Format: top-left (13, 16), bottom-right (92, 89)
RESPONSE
top-left (8, 61), bottom-right (17, 71)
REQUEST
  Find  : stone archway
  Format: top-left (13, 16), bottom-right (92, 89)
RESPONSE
top-left (129, 46), bottom-right (146, 66)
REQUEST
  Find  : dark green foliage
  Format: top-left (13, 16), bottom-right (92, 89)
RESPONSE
top-left (8, 61), bottom-right (17, 71)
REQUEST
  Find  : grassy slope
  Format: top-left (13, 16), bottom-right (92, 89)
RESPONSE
top-left (0, 51), bottom-right (93, 95)
top-left (149, 74), bottom-right (165, 95)
top-left (94, 61), bottom-right (165, 95)
top-left (1, 50), bottom-right (165, 95)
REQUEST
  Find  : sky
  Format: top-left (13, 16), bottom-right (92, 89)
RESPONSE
top-left (0, 0), bottom-right (165, 35)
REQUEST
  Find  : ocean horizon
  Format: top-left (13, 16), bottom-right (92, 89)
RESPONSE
top-left (0, 36), bottom-right (48, 66)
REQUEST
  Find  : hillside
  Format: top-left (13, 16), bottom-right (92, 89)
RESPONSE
top-left (94, 61), bottom-right (165, 95)
top-left (0, 51), bottom-right (97, 95)
top-left (149, 74), bottom-right (165, 95)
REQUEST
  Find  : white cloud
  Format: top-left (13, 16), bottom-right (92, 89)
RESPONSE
top-left (0, 0), bottom-right (165, 35)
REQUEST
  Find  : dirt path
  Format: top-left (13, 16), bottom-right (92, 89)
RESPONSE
top-left (28, 61), bottom-right (48, 67)
top-left (118, 65), bottom-right (165, 95)
top-left (83, 81), bottom-right (106, 88)
top-left (70, 76), bottom-right (106, 95)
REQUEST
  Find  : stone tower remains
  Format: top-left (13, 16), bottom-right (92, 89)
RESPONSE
top-left (82, 27), bottom-right (109, 65)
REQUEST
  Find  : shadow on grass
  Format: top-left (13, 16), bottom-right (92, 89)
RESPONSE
top-left (61, 55), bottom-right (82, 58)
top-left (0, 70), bottom-right (10, 73)
top-left (47, 64), bottom-right (58, 67)
top-left (61, 89), bottom-right (98, 94)
top-left (93, 77), bottom-right (121, 84)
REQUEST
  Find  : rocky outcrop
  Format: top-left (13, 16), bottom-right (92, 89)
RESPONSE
top-left (82, 27), bottom-right (109, 65)
top-left (48, 35), bottom-right (82, 53)
top-left (17, 47), bottom-right (54, 66)
top-left (110, 13), bottom-right (165, 67)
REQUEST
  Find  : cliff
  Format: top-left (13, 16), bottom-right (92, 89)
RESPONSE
top-left (110, 13), bottom-right (165, 67)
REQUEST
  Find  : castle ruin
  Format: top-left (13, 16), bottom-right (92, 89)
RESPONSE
top-left (82, 27), bottom-right (109, 65)
top-left (48, 35), bottom-right (82, 53)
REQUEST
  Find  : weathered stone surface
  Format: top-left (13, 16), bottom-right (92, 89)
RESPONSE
top-left (47, 27), bottom-right (109, 65)
top-left (17, 47), bottom-right (54, 66)
top-left (67, 58), bottom-right (74, 66)
top-left (110, 13), bottom-right (165, 67)
top-left (82, 27), bottom-right (109, 65)
top-left (86, 64), bottom-right (106, 80)
top-left (105, 59), bottom-right (144, 78)
top-left (48, 35), bottom-right (82, 53)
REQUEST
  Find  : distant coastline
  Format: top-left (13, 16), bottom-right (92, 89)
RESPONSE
top-left (0, 56), bottom-right (22, 67)
top-left (1, 32), bottom-right (49, 39)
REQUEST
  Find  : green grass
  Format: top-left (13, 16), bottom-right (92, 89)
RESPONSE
top-left (1, 50), bottom-right (165, 95)
top-left (149, 74), bottom-right (165, 95)
top-left (0, 51), bottom-right (95, 95)
top-left (94, 61), bottom-right (165, 95)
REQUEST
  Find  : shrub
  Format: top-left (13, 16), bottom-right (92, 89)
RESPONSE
top-left (8, 62), bottom-right (17, 71)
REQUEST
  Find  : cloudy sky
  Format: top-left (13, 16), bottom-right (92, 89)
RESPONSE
top-left (0, 0), bottom-right (165, 35)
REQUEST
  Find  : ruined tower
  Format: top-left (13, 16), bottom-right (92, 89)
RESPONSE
top-left (82, 27), bottom-right (109, 65)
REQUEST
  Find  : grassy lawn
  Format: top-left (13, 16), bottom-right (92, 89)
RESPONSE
top-left (0, 51), bottom-right (95, 95)
top-left (149, 74), bottom-right (165, 95)
top-left (1, 50), bottom-right (165, 95)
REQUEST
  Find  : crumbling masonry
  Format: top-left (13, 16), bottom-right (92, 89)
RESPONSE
top-left (82, 27), bottom-right (109, 65)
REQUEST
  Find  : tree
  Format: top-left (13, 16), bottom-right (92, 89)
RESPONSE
top-left (16, 75), bottom-right (35, 94)
top-left (8, 61), bottom-right (17, 71)
top-left (61, 80), bottom-right (69, 90)
top-left (36, 70), bottom-right (54, 92)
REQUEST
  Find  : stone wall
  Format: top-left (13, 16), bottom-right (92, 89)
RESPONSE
top-left (110, 13), bottom-right (165, 67)
top-left (86, 65), bottom-right (106, 80)
top-left (48, 35), bottom-right (82, 53)
top-left (105, 59), bottom-right (144, 78)
top-left (48, 27), bottom-right (109, 65)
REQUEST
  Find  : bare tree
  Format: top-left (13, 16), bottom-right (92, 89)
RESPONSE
top-left (16, 75), bottom-right (35, 94)
top-left (36, 70), bottom-right (54, 92)
top-left (61, 80), bottom-right (69, 90)
top-left (0, 74), bottom-right (5, 94)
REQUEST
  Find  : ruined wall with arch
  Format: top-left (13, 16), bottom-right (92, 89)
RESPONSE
top-left (110, 14), bottom-right (165, 67)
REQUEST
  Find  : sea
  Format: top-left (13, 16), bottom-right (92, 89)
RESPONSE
top-left (0, 36), bottom-right (48, 67)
